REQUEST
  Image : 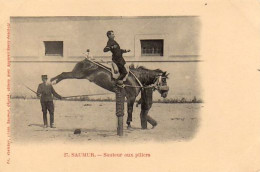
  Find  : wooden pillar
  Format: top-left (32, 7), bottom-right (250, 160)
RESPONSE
top-left (115, 86), bottom-right (125, 136)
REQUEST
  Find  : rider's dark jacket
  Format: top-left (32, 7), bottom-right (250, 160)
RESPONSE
top-left (103, 39), bottom-right (127, 65)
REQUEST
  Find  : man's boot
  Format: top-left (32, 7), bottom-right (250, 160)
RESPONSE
top-left (50, 113), bottom-right (55, 128)
top-left (43, 113), bottom-right (48, 128)
top-left (147, 115), bottom-right (157, 129)
top-left (140, 110), bottom-right (148, 129)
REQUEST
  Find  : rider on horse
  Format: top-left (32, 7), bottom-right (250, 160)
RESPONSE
top-left (103, 30), bottom-right (130, 86)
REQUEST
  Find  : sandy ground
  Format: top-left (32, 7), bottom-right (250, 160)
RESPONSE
top-left (11, 99), bottom-right (201, 143)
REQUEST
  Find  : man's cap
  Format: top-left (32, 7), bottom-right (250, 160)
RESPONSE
top-left (106, 30), bottom-right (114, 37)
top-left (41, 75), bottom-right (48, 79)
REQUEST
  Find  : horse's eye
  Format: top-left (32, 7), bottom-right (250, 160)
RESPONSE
top-left (162, 78), bottom-right (166, 82)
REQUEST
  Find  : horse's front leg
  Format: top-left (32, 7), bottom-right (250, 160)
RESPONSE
top-left (126, 97), bottom-right (136, 129)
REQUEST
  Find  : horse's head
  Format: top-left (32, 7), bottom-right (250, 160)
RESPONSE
top-left (130, 66), bottom-right (170, 98)
top-left (154, 72), bottom-right (169, 98)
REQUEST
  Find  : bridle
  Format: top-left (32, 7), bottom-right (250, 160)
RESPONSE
top-left (124, 73), bottom-right (169, 92)
top-left (152, 74), bottom-right (169, 92)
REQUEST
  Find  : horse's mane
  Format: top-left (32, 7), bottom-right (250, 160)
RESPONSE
top-left (129, 64), bottom-right (169, 85)
top-left (129, 64), bottom-right (165, 75)
top-left (84, 59), bottom-right (165, 74)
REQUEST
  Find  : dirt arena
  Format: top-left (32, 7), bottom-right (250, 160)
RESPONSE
top-left (11, 99), bottom-right (201, 143)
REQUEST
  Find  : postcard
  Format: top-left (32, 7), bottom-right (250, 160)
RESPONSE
top-left (0, 0), bottom-right (260, 172)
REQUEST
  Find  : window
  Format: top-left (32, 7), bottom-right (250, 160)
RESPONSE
top-left (141, 39), bottom-right (164, 56)
top-left (44, 41), bottom-right (63, 56)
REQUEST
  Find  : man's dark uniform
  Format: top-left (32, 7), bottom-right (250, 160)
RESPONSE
top-left (103, 39), bottom-right (128, 81)
top-left (37, 82), bottom-right (62, 127)
top-left (137, 88), bottom-right (157, 129)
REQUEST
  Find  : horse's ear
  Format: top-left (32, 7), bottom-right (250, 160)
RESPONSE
top-left (163, 72), bottom-right (167, 75)
top-left (166, 73), bottom-right (170, 78)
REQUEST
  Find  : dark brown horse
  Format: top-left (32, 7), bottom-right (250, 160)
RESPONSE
top-left (50, 58), bottom-right (169, 128)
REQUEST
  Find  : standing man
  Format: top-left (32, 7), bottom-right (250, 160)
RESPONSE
top-left (37, 75), bottom-right (63, 128)
top-left (103, 30), bottom-right (130, 86)
top-left (136, 88), bottom-right (158, 129)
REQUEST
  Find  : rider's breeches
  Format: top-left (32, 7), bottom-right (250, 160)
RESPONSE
top-left (116, 63), bottom-right (128, 80)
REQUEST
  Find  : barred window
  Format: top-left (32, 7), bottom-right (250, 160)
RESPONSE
top-left (141, 40), bottom-right (164, 56)
top-left (44, 41), bottom-right (63, 56)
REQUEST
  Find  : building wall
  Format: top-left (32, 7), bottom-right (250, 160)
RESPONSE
top-left (11, 16), bottom-right (200, 59)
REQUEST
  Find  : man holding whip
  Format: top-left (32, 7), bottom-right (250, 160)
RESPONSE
top-left (36, 75), bottom-right (63, 128)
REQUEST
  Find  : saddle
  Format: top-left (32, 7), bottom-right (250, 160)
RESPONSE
top-left (85, 58), bottom-right (140, 87)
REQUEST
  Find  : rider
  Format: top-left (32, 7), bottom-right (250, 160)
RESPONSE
top-left (103, 30), bottom-right (130, 86)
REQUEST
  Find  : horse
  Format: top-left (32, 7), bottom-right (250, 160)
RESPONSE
top-left (50, 58), bottom-right (169, 128)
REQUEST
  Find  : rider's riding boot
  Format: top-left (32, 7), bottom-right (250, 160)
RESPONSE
top-left (116, 80), bottom-right (125, 88)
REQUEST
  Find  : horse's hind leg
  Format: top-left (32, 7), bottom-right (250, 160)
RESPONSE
top-left (51, 71), bottom-right (84, 84)
top-left (126, 97), bottom-right (135, 129)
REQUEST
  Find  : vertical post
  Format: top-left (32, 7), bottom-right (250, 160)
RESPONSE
top-left (115, 86), bottom-right (125, 136)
